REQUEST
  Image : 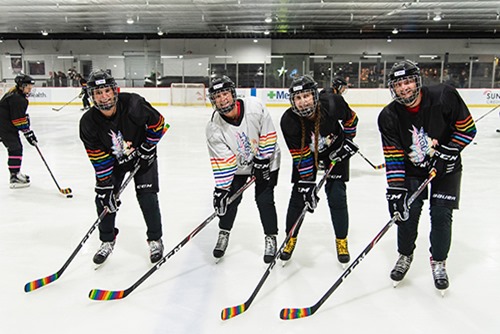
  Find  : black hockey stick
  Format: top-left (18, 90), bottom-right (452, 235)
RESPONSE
top-left (474, 104), bottom-right (500, 123)
top-left (357, 150), bottom-right (385, 170)
top-left (88, 176), bottom-right (256, 301)
top-left (221, 160), bottom-right (338, 320)
top-left (34, 143), bottom-right (73, 197)
top-left (51, 94), bottom-right (81, 112)
top-left (24, 164), bottom-right (141, 293)
top-left (280, 169), bottom-right (436, 320)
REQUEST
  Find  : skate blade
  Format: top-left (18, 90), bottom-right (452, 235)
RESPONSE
top-left (281, 259), bottom-right (290, 267)
top-left (10, 183), bottom-right (30, 189)
top-left (392, 280), bottom-right (402, 288)
top-left (214, 257), bottom-right (223, 264)
top-left (437, 288), bottom-right (447, 297)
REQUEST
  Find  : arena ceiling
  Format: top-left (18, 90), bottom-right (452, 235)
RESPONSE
top-left (0, 0), bottom-right (499, 40)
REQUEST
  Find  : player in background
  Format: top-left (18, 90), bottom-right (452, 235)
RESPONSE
top-left (0, 74), bottom-right (37, 188)
top-left (280, 75), bottom-right (359, 266)
top-left (79, 69), bottom-right (168, 265)
top-left (206, 75), bottom-right (281, 264)
top-left (378, 60), bottom-right (476, 293)
top-left (77, 74), bottom-right (91, 112)
top-left (330, 75), bottom-right (349, 96)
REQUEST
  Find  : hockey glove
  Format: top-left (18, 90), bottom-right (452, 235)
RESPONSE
top-left (252, 156), bottom-right (271, 183)
top-left (328, 137), bottom-right (359, 163)
top-left (95, 184), bottom-right (120, 213)
top-left (297, 180), bottom-right (319, 213)
top-left (386, 187), bottom-right (409, 223)
top-left (431, 144), bottom-right (459, 178)
top-left (136, 142), bottom-right (157, 169)
top-left (213, 187), bottom-right (230, 217)
top-left (23, 130), bottom-right (37, 146)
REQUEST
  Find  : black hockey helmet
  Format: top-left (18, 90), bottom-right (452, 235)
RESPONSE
top-left (15, 73), bottom-right (35, 88)
top-left (208, 75), bottom-right (236, 115)
top-left (288, 75), bottom-right (319, 117)
top-left (86, 69), bottom-right (118, 111)
top-left (388, 60), bottom-right (422, 105)
top-left (332, 75), bottom-right (348, 94)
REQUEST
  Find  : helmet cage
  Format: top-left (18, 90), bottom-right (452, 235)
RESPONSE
top-left (209, 77), bottom-right (237, 115)
top-left (87, 75), bottom-right (118, 111)
top-left (388, 74), bottom-right (422, 105)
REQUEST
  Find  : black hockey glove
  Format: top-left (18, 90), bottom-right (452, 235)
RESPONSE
top-left (23, 130), bottom-right (37, 146)
top-left (252, 156), bottom-right (270, 183)
top-left (431, 145), bottom-right (459, 178)
top-left (386, 187), bottom-right (409, 223)
top-left (328, 137), bottom-right (359, 163)
top-left (95, 184), bottom-right (120, 213)
top-left (136, 143), bottom-right (157, 169)
top-left (213, 187), bottom-right (230, 217)
top-left (297, 180), bottom-right (319, 213)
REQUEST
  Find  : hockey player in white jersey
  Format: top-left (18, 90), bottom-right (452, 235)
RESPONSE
top-left (206, 75), bottom-right (281, 264)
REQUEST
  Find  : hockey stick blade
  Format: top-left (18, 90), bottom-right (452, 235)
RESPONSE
top-left (357, 150), bottom-right (385, 170)
top-left (89, 177), bottom-right (255, 301)
top-left (24, 165), bottom-right (141, 293)
top-left (221, 161), bottom-right (338, 321)
top-left (280, 170), bottom-right (436, 320)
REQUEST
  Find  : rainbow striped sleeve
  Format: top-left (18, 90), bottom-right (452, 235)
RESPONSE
top-left (86, 149), bottom-right (115, 183)
top-left (258, 131), bottom-right (277, 158)
top-left (343, 110), bottom-right (358, 138)
top-left (290, 146), bottom-right (314, 180)
top-left (383, 145), bottom-right (405, 185)
top-left (145, 114), bottom-right (167, 146)
top-left (210, 155), bottom-right (238, 188)
top-left (450, 115), bottom-right (476, 148)
top-left (11, 116), bottom-right (30, 131)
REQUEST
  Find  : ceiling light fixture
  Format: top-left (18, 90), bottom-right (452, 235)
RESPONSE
top-left (126, 17), bottom-right (134, 24)
top-left (387, 36), bottom-right (392, 42)
top-left (392, 28), bottom-right (399, 34)
top-left (157, 27), bottom-right (164, 36)
top-left (264, 30), bottom-right (270, 35)
top-left (253, 39), bottom-right (258, 43)
top-left (433, 13), bottom-right (442, 21)
top-left (41, 30), bottom-right (48, 36)
top-left (264, 17), bottom-right (272, 23)
top-left (124, 37), bottom-right (129, 42)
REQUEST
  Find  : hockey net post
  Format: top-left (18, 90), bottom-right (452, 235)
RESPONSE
top-left (170, 83), bottom-right (207, 106)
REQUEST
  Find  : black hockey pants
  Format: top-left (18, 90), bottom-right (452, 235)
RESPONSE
top-left (218, 170), bottom-right (279, 235)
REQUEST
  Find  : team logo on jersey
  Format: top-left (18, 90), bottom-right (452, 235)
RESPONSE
top-left (310, 132), bottom-right (338, 154)
top-left (408, 125), bottom-right (434, 167)
top-left (235, 131), bottom-right (256, 167)
top-left (109, 130), bottom-right (133, 159)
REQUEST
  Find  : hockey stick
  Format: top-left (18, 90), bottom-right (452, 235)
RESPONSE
top-left (221, 160), bottom-right (337, 321)
top-left (88, 176), bottom-right (256, 301)
top-left (357, 150), bottom-right (385, 170)
top-left (34, 143), bottom-right (73, 198)
top-left (474, 104), bottom-right (500, 123)
top-left (51, 94), bottom-right (81, 112)
top-left (24, 164), bottom-right (141, 293)
top-left (280, 169), bottom-right (436, 320)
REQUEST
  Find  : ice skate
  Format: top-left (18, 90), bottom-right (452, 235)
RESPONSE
top-left (213, 229), bottom-right (230, 263)
top-left (280, 236), bottom-right (297, 267)
top-left (430, 257), bottom-right (449, 296)
top-left (390, 253), bottom-right (413, 287)
top-left (335, 238), bottom-right (350, 268)
top-left (9, 172), bottom-right (30, 189)
top-left (93, 240), bottom-right (115, 268)
top-left (263, 235), bottom-right (277, 264)
top-left (148, 239), bottom-right (164, 264)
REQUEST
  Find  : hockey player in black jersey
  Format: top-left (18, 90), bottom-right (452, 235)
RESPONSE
top-left (378, 60), bottom-right (477, 293)
top-left (280, 75), bottom-right (359, 266)
top-left (79, 70), bottom-right (168, 265)
top-left (0, 74), bottom-right (37, 188)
